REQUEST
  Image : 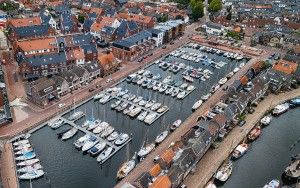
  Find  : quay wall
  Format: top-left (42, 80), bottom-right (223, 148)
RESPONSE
top-left (184, 88), bottom-right (300, 188)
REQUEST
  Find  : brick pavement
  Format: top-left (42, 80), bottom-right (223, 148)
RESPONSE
top-left (1, 142), bottom-right (18, 188)
top-left (184, 88), bottom-right (300, 188)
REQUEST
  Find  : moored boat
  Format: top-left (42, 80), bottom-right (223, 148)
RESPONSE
top-left (107, 131), bottom-right (119, 142)
top-left (93, 121), bottom-right (109, 134)
top-left (137, 111), bottom-right (148, 121)
top-left (14, 144), bottom-right (31, 151)
top-left (13, 139), bottom-right (29, 146)
top-left (272, 103), bottom-right (289, 116)
top-left (17, 158), bottom-right (40, 166)
top-left (101, 126), bottom-right (115, 138)
top-left (263, 179), bottom-right (280, 188)
top-left (260, 115), bottom-right (272, 126)
top-left (68, 111), bottom-right (84, 121)
top-left (17, 163), bottom-right (42, 173)
top-left (88, 142), bottom-right (106, 156)
top-left (48, 118), bottom-right (64, 129)
top-left (144, 113), bottom-right (157, 125)
top-left (74, 134), bottom-right (90, 149)
top-left (192, 100), bottom-right (203, 111)
top-left (155, 131), bottom-right (168, 144)
top-left (232, 143), bottom-right (248, 159)
top-left (15, 151), bottom-right (36, 161)
top-left (82, 136), bottom-right (98, 152)
top-left (177, 91), bottom-right (186, 99)
top-left (157, 105), bottom-right (168, 113)
top-left (115, 133), bottom-right (130, 146)
top-left (116, 160), bottom-right (136, 180)
top-left (62, 128), bottom-right (78, 140)
top-left (137, 143), bottom-right (155, 158)
top-left (19, 170), bottom-right (44, 180)
top-left (248, 126), bottom-right (261, 141)
top-left (170, 119), bottom-right (182, 131)
top-left (97, 147), bottom-right (114, 163)
top-left (214, 160), bottom-right (233, 182)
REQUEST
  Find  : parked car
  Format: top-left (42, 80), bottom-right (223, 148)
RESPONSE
top-left (238, 120), bottom-right (246, 127)
top-left (89, 88), bottom-right (95, 92)
top-left (170, 41), bottom-right (174, 45)
top-left (106, 78), bottom-right (113, 83)
top-left (58, 103), bottom-right (65, 109)
top-left (162, 46), bottom-right (167, 49)
top-left (137, 58), bottom-right (143, 62)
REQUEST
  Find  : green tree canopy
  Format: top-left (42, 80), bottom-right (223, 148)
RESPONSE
top-left (78, 14), bottom-right (85, 24)
top-left (191, 0), bottom-right (204, 20)
top-left (208, 0), bottom-right (222, 12)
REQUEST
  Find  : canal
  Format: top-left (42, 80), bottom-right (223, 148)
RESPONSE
top-left (219, 108), bottom-right (300, 188)
top-left (19, 44), bottom-right (248, 188)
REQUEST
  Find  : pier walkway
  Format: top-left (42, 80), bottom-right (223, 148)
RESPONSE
top-left (184, 88), bottom-right (300, 188)
top-left (60, 117), bottom-right (132, 164)
top-left (0, 143), bottom-right (18, 188)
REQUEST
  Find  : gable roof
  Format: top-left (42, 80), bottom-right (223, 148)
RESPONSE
top-left (272, 60), bottom-right (298, 74)
top-left (9, 17), bottom-right (42, 27)
top-left (24, 52), bottom-right (66, 67)
top-left (149, 176), bottom-right (171, 188)
top-left (17, 37), bottom-right (57, 52)
top-left (112, 30), bottom-right (152, 48)
top-left (14, 24), bottom-right (52, 39)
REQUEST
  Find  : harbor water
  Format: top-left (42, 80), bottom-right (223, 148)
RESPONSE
top-left (219, 108), bottom-right (300, 188)
top-left (19, 45), bottom-right (248, 188)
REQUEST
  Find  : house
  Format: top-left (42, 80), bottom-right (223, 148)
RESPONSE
top-left (72, 66), bottom-right (89, 85)
top-left (57, 71), bottom-right (80, 91)
top-left (117, 13), bottom-right (155, 29)
top-left (202, 22), bottom-right (225, 36)
top-left (59, 13), bottom-right (79, 34)
top-left (54, 4), bottom-right (71, 15)
top-left (52, 75), bottom-right (70, 97)
top-left (66, 48), bottom-right (85, 65)
top-left (83, 61), bottom-right (101, 80)
top-left (90, 17), bottom-right (120, 38)
top-left (98, 51), bottom-right (119, 76)
top-left (154, 20), bottom-right (185, 43)
top-left (112, 29), bottom-right (163, 61)
top-left (149, 176), bottom-right (172, 188)
top-left (25, 77), bottom-right (58, 106)
top-left (40, 9), bottom-right (57, 29)
top-left (133, 172), bottom-right (152, 188)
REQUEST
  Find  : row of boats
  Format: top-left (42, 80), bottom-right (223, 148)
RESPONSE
top-left (126, 70), bottom-right (195, 99)
top-left (12, 137), bottom-right (45, 180)
top-left (184, 42), bottom-right (245, 61)
top-left (116, 119), bottom-right (182, 180)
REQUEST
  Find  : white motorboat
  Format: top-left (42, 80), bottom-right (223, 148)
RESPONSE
top-left (19, 170), bottom-right (44, 180)
top-left (239, 62), bottom-right (245, 68)
top-left (151, 103), bottom-right (161, 111)
top-left (137, 143), bottom-right (155, 158)
top-left (15, 151), bottom-right (36, 161)
top-left (82, 136), bottom-right (99, 152)
top-left (171, 88), bottom-right (180, 97)
top-left (15, 147), bottom-right (33, 155)
top-left (183, 75), bottom-right (194, 82)
top-left (159, 84), bottom-right (168, 93)
top-left (111, 100), bottom-right (122, 109)
top-left (116, 160), bottom-right (136, 180)
top-left (137, 69), bottom-right (145, 75)
top-left (133, 96), bottom-right (143, 103)
top-left (153, 83), bottom-right (161, 91)
top-left (226, 71), bottom-right (234, 78)
top-left (107, 131), bottom-right (119, 142)
top-left (179, 83), bottom-right (188, 89)
top-left (155, 131), bottom-right (168, 144)
top-left (138, 100), bottom-right (147, 106)
top-left (272, 103), bottom-right (289, 116)
top-left (260, 115), bottom-right (272, 126)
top-left (233, 67), bottom-right (240, 73)
top-left (99, 95), bottom-right (111, 104)
top-left (137, 111), bottom-right (148, 121)
top-left (122, 94), bottom-right (130, 100)
top-left (165, 86), bottom-right (174, 95)
top-left (14, 144), bottom-right (31, 151)
top-left (157, 105), bottom-right (168, 113)
top-left (215, 160), bottom-right (233, 182)
top-left (48, 119), bottom-right (64, 129)
top-left (192, 100), bottom-right (203, 110)
top-left (128, 94), bottom-right (136, 101)
top-left (145, 100), bottom-right (155, 108)
top-left (74, 134), bottom-right (90, 149)
top-left (81, 120), bottom-right (94, 128)
top-left (87, 120), bottom-right (101, 131)
top-left (201, 94), bottom-right (211, 101)
top-left (186, 85), bottom-right (195, 91)
top-left (162, 76), bottom-right (172, 84)
top-left (137, 78), bottom-right (145, 85)
top-left (68, 111), bottom-right (84, 121)
top-left (232, 143), bottom-right (248, 159)
top-left (205, 182), bottom-right (217, 188)
top-left (170, 119), bottom-right (182, 131)
top-left (97, 147), bottom-right (114, 163)
top-left (94, 92), bottom-right (105, 100)
top-left (115, 133), bottom-right (130, 146)
top-left (123, 105), bottom-right (135, 115)
top-left (142, 70), bottom-right (151, 77)
top-left (129, 107), bottom-right (142, 117)
top-left (88, 142), bottom-right (106, 156)
top-left (263, 179), bottom-right (280, 188)
top-left (17, 158), bottom-right (40, 166)
top-left (101, 126), bottom-right (115, 138)
top-left (17, 163), bottom-right (42, 173)
top-left (218, 77), bottom-right (228, 85)
top-left (177, 91), bottom-right (186, 99)
top-left (62, 128), bottom-right (78, 140)
top-left (144, 113), bottom-right (157, 125)
top-left (13, 139), bottom-right (29, 146)
top-left (116, 102), bottom-right (129, 112)
top-left (93, 122), bottom-right (109, 134)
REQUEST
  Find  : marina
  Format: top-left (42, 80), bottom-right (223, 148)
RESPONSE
top-left (15, 43), bottom-right (249, 188)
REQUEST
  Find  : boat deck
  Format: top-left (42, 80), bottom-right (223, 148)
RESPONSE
top-left (60, 117), bottom-right (132, 164)
top-left (100, 93), bottom-right (170, 125)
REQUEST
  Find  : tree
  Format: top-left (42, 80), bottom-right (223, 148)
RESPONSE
top-left (191, 1), bottom-right (204, 20)
top-left (157, 15), bottom-right (168, 23)
top-left (226, 11), bottom-right (232, 20)
top-left (208, 0), bottom-right (222, 12)
top-left (78, 14), bottom-right (85, 24)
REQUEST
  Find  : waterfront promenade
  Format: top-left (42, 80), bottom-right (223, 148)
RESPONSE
top-left (184, 88), bottom-right (300, 188)
top-left (1, 142), bottom-right (18, 188)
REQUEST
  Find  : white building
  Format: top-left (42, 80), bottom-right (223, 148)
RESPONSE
top-left (202, 22), bottom-right (225, 35)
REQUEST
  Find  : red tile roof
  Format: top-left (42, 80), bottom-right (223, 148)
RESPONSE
top-left (9, 17), bottom-right (42, 27)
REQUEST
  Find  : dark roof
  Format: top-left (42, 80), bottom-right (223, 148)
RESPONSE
top-left (83, 61), bottom-right (100, 73)
top-left (102, 26), bottom-right (116, 36)
top-left (116, 0), bottom-right (128, 4)
top-left (206, 22), bottom-right (223, 30)
top-left (134, 172), bottom-right (151, 188)
top-left (51, 75), bottom-right (65, 87)
top-left (54, 5), bottom-right (71, 14)
top-left (31, 77), bottom-right (56, 96)
top-left (14, 24), bottom-right (50, 38)
top-left (112, 30), bottom-right (152, 48)
top-left (60, 13), bottom-right (75, 32)
top-left (24, 52), bottom-right (67, 67)
top-left (72, 33), bottom-right (93, 46)
top-left (72, 66), bottom-right (87, 78)
top-left (39, 10), bottom-right (52, 24)
top-left (58, 71), bottom-right (77, 83)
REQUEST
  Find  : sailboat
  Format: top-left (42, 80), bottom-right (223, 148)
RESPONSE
top-left (116, 145), bottom-right (136, 180)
